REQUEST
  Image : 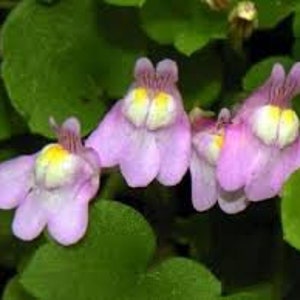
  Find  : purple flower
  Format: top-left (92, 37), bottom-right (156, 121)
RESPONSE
top-left (0, 117), bottom-right (100, 246)
top-left (86, 57), bottom-right (191, 187)
top-left (190, 108), bottom-right (249, 214)
top-left (217, 63), bottom-right (300, 201)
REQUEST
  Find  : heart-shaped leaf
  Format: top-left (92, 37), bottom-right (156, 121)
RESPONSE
top-left (21, 200), bottom-right (221, 300)
top-left (140, 0), bottom-right (227, 56)
top-left (2, 0), bottom-right (140, 137)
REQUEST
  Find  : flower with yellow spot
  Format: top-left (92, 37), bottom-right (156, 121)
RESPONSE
top-left (217, 62), bottom-right (300, 201)
top-left (87, 57), bottom-right (191, 188)
top-left (190, 107), bottom-right (249, 214)
top-left (0, 117), bottom-right (100, 246)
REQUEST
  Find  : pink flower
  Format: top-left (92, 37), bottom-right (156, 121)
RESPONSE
top-left (190, 108), bottom-right (248, 214)
top-left (86, 57), bottom-right (191, 187)
top-left (0, 117), bottom-right (100, 246)
top-left (217, 63), bottom-right (300, 201)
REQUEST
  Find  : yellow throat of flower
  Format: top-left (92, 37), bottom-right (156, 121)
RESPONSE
top-left (203, 133), bottom-right (224, 165)
top-left (123, 87), bottom-right (176, 130)
top-left (35, 144), bottom-right (77, 188)
top-left (212, 134), bottom-right (224, 149)
top-left (37, 144), bottom-right (69, 167)
top-left (252, 104), bottom-right (299, 148)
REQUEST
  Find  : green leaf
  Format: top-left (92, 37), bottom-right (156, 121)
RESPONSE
top-left (140, 0), bottom-right (188, 45)
top-left (282, 170), bottom-right (300, 250)
top-left (175, 28), bottom-right (212, 57)
top-left (140, 0), bottom-right (227, 55)
top-left (243, 56), bottom-right (294, 92)
top-left (21, 200), bottom-right (221, 300)
top-left (174, 7), bottom-right (227, 56)
top-left (134, 258), bottom-right (220, 300)
top-left (254, 0), bottom-right (296, 29)
top-left (103, 0), bottom-right (146, 7)
top-left (3, 277), bottom-right (35, 300)
top-left (2, 0), bottom-right (140, 137)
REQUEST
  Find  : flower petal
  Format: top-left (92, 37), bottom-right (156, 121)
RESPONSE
top-left (48, 201), bottom-right (89, 246)
top-left (218, 188), bottom-right (249, 214)
top-left (0, 155), bottom-right (34, 209)
top-left (81, 147), bottom-right (101, 173)
top-left (85, 101), bottom-right (131, 167)
top-left (12, 190), bottom-right (47, 241)
top-left (156, 59), bottom-right (178, 83)
top-left (237, 64), bottom-right (285, 121)
top-left (75, 163), bottom-right (100, 205)
top-left (47, 168), bottom-right (98, 245)
top-left (134, 57), bottom-right (155, 81)
top-left (62, 117), bottom-right (81, 135)
top-left (120, 128), bottom-right (160, 187)
top-left (245, 140), bottom-right (300, 201)
top-left (156, 115), bottom-right (191, 186)
top-left (217, 123), bottom-right (269, 191)
top-left (286, 62), bottom-right (300, 98)
top-left (190, 151), bottom-right (217, 212)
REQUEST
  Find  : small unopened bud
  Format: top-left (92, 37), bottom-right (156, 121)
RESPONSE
top-left (189, 107), bottom-right (215, 131)
top-left (203, 0), bottom-right (230, 10)
top-left (228, 1), bottom-right (258, 40)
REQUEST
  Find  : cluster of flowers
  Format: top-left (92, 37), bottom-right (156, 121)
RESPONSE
top-left (1, 57), bottom-right (300, 246)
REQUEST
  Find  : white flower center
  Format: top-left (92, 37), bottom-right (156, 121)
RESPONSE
top-left (123, 88), bottom-right (177, 130)
top-left (35, 144), bottom-right (79, 189)
top-left (205, 134), bottom-right (224, 165)
top-left (252, 105), bottom-right (299, 148)
top-left (193, 132), bottom-right (224, 165)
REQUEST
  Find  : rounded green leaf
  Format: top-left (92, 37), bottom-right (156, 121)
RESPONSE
top-left (254, 0), bottom-right (296, 29)
top-left (140, 0), bottom-right (227, 55)
top-left (3, 277), bottom-right (34, 300)
top-left (140, 0), bottom-right (188, 45)
top-left (134, 258), bottom-right (220, 300)
top-left (21, 200), bottom-right (221, 300)
top-left (2, 0), bottom-right (140, 137)
top-left (174, 8), bottom-right (227, 56)
top-left (282, 171), bottom-right (300, 250)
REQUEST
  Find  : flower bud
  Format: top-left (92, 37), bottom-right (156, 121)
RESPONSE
top-left (228, 1), bottom-right (258, 40)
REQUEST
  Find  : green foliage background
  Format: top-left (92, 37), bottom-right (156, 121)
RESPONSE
top-left (0, 0), bottom-right (300, 299)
